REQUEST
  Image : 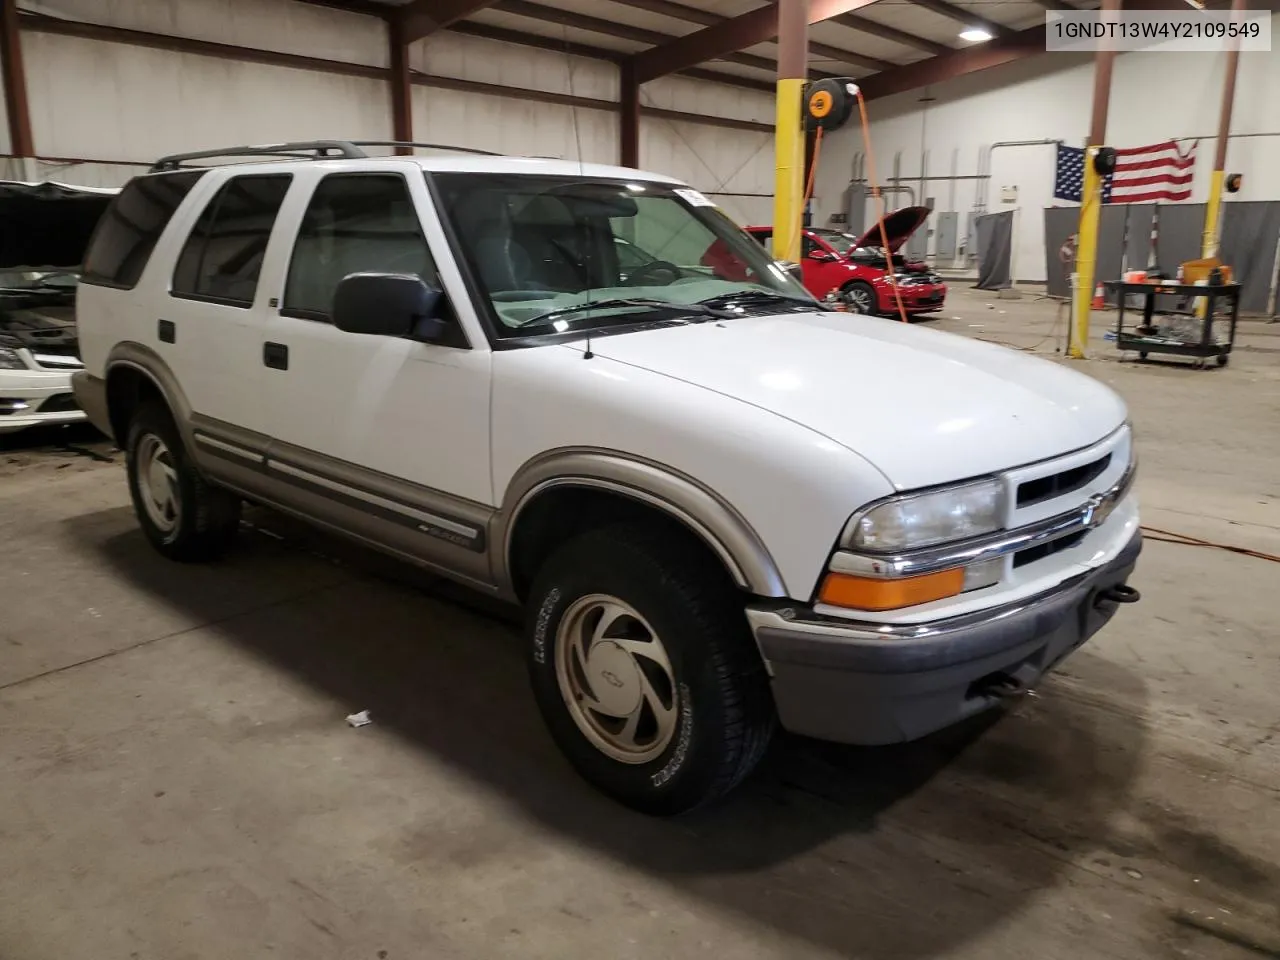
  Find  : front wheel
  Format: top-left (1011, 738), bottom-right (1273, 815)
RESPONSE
top-left (526, 525), bottom-right (775, 815)
top-left (842, 280), bottom-right (878, 316)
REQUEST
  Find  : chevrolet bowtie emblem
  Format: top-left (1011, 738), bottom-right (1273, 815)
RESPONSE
top-left (1082, 493), bottom-right (1108, 529)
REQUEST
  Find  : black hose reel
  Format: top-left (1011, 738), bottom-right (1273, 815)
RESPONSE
top-left (1093, 146), bottom-right (1118, 177)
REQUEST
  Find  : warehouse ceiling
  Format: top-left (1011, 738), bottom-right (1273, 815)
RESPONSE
top-left (297, 0), bottom-right (1263, 100)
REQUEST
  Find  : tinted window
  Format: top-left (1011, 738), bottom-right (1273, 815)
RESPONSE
top-left (83, 171), bottom-right (205, 289)
top-left (283, 174), bottom-right (433, 320)
top-left (171, 174), bottom-right (291, 307)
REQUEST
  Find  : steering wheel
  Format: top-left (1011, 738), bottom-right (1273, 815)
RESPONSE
top-left (624, 260), bottom-right (683, 287)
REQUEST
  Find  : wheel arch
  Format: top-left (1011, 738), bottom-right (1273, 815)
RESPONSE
top-left (495, 449), bottom-right (788, 601)
top-left (104, 343), bottom-right (196, 450)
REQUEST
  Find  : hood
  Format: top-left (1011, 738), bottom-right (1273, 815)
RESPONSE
top-left (577, 312), bottom-right (1127, 491)
top-left (0, 180), bottom-right (116, 270)
top-left (0, 301), bottom-right (78, 353)
top-left (852, 205), bottom-right (930, 253)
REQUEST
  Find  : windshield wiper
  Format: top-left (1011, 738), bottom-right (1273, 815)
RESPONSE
top-left (696, 289), bottom-right (816, 311)
top-left (514, 297), bottom-right (723, 329)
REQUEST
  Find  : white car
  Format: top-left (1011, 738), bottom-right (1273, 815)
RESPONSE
top-left (0, 180), bottom-right (117, 434)
top-left (72, 141), bottom-right (1141, 815)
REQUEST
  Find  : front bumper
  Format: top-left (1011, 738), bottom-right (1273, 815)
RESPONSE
top-left (0, 368), bottom-right (85, 434)
top-left (877, 281), bottom-right (946, 313)
top-left (747, 530), bottom-right (1142, 745)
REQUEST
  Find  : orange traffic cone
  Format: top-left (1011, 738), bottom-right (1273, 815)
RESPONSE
top-left (1091, 282), bottom-right (1105, 309)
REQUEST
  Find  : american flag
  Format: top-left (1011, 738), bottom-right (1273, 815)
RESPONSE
top-left (1053, 140), bottom-right (1197, 204)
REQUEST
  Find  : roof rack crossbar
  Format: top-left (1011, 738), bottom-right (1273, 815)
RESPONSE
top-left (347, 141), bottom-right (503, 156)
top-left (149, 140), bottom-right (369, 172)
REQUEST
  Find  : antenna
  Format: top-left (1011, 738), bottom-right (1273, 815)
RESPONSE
top-left (561, 26), bottom-right (593, 359)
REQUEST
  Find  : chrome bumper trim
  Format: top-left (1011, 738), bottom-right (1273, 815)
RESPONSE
top-left (749, 526), bottom-right (1142, 647)
top-left (831, 462), bottom-right (1135, 580)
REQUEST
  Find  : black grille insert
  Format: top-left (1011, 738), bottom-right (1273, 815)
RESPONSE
top-left (1013, 531), bottom-right (1086, 568)
top-left (1017, 453), bottom-right (1111, 508)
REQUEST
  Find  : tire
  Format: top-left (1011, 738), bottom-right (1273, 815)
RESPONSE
top-left (1216, 353), bottom-right (1229, 367)
top-left (842, 280), bottom-right (878, 316)
top-left (125, 401), bottom-right (241, 562)
top-left (526, 524), bottom-right (775, 816)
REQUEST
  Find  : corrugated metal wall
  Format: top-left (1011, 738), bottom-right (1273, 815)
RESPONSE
top-left (25, 32), bottom-right (392, 163)
top-left (3, 0), bottom-right (778, 205)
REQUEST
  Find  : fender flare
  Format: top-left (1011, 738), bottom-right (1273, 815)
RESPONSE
top-left (104, 342), bottom-right (197, 450)
top-left (494, 448), bottom-right (788, 598)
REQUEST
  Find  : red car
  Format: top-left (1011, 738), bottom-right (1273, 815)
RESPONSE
top-left (746, 207), bottom-right (947, 317)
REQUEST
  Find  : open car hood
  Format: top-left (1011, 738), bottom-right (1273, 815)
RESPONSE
top-left (851, 205), bottom-right (930, 253)
top-left (0, 180), bottom-right (117, 271)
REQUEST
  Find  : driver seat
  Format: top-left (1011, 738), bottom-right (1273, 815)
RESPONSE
top-left (458, 192), bottom-right (533, 292)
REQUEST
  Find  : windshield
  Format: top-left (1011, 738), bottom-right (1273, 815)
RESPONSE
top-left (810, 229), bottom-right (860, 257)
top-left (433, 174), bottom-right (815, 338)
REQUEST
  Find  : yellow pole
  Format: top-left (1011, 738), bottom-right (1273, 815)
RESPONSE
top-left (773, 77), bottom-right (805, 264)
top-left (1202, 169), bottom-right (1225, 258)
top-left (1070, 151), bottom-right (1104, 359)
top-left (1068, 0), bottom-right (1119, 360)
top-left (772, 0), bottom-right (807, 265)
top-left (1203, 0), bottom-right (1244, 256)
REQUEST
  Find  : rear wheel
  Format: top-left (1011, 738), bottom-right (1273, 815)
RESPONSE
top-left (842, 280), bottom-right (878, 316)
top-left (126, 402), bottom-right (240, 561)
top-left (526, 524), bottom-right (775, 815)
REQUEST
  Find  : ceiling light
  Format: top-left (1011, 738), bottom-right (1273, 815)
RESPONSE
top-left (959, 27), bottom-right (993, 42)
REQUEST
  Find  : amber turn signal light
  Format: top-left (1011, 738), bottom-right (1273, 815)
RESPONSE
top-left (818, 568), bottom-right (965, 611)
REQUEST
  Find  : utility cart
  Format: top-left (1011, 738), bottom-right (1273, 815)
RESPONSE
top-left (1106, 280), bottom-right (1240, 367)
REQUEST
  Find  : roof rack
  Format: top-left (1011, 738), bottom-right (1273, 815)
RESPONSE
top-left (348, 141), bottom-right (502, 157)
top-left (149, 140), bottom-right (501, 172)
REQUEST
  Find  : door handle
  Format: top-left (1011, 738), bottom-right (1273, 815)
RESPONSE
top-left (263, 342), bottom-right (289, 370)
top-left (158, 319), bottom-right (175, 343)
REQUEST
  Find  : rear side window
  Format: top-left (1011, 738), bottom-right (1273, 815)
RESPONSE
top-left (283, 173), bottom-right (434, 321)
top-left (172, 174), bottom-right (292, 307)
top-left (82, 171), bottom-right (204, 289)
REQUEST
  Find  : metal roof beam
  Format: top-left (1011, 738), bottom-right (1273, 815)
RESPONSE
top-left (289, 0), bottom-right (394, 19)
top-left (906, 0), bottom-right (1011, 36)
top-left (613, 0), bottom-right (896, 71)
top-left (494, 0), bottom-right (835, 78)
top-left (445, 19), bottom-right (775, 92)
top-left (828, 11), bottom-right (949, 54)
top-left (857, 23), bottom-right (1041, 100)
top-left (400, 0), bottom-right (501, 43)
top-left (858, 0), bottom-right (1280, 101)
top-left (633, 0), bottom-right (885, 84)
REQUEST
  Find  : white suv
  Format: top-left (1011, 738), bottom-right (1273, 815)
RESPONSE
top-left (72, 141), bottom-right (1142, 815)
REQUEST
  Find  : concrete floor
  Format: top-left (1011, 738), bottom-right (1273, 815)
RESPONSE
top-left (2, 289), bottom-right (1278, 960)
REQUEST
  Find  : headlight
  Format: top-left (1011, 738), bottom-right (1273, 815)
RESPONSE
top-left (850, 478), bottom-right (1004, 552)
top-left (0, 346), bottom-right (29, 370)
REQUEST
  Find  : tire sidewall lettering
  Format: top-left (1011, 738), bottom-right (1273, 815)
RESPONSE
top-left (532, 586), bottom-right (560, 665)
top-left (651, 683), bottom-right (693, 789)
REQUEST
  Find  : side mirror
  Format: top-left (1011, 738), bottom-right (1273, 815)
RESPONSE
top-left (332, 273), bottom-right (448, 342)
top-left (807, 249), bottom-right (835, 262)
